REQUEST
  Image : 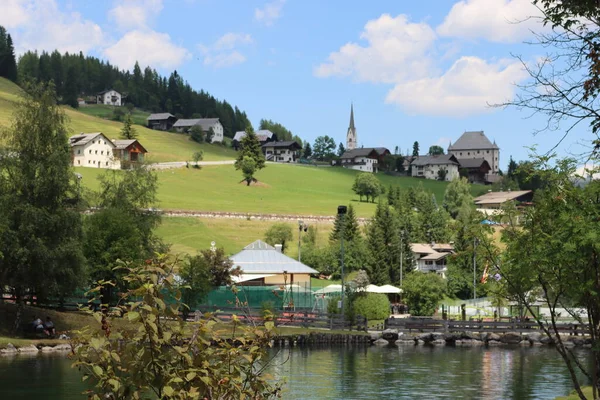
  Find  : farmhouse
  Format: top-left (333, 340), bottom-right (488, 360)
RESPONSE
top-left (96, 89), bottom-right (122, 106)
top-left (411, 243), bottom-right (455, 279)
top-left (411, 154), bottom-right (460, 181)
top-left (230, 240), bottom-right (318, 286)
top-left (448, 131), bottom-right (500, 175)
top-left (69, 133), bottom-right (119, 169)
top-left (173, 118), bottom-right (224, 142)
top-left (113, 139), bottom-right (148, 166)
top-left (457, 158), bottom-right (492, 184)
top-left (474, 190), bottom-right (534, 210)
top-left (147, 113), bottom-right (177, 131)
top-left (233, 130), bottom-right (277, 149)
top-left (340, 148), bottom-right (389, 173)
top-left (262, 141), bottom-right (301, 162)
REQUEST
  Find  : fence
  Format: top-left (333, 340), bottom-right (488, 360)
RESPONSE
top-left (384, 318), bottom-right (588, 335)
top-left (205, 284), bottom-right (316, 311)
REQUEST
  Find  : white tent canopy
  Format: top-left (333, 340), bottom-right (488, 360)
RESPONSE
top-left (314, 283), bottom-right (403, 295)
top-left (375, 284), bottom-right (403, 294)
top-left (313, 284), bottom-right (343, 295)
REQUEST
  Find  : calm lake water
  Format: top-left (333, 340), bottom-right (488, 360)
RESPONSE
top-left (0, 345), bottom-right (589, 399)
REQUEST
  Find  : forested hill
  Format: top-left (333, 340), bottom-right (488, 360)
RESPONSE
top-left (17, 50), bottom-right (252, 139)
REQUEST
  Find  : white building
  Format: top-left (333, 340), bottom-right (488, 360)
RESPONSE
top-left (96, 90), bottom-right (122, 106)
top-left (172, 118), bottom-right (224, 143)
top-left (69, 133), bottom-right (120, 169)
top-left (346, 103), bottom-right (357, 151)
top-left (411, 243), bottom-right (455, 279)
top-left (411, 154), bottom-right (460, 181)
top-left (262, 141), bottom-right (301, 162)
top-left (339, 147), bottom-right (390, 173)
top-left (448, 131), bottom-right (500, 174)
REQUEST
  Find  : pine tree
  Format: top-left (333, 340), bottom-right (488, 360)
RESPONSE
top-left (235, 127), bottom-right (265, 171)
top-left (4, 33), bottom-right (17, 82)
top-left (120, 113), bottom-right (138, 140)
top-left (303, 142), bottom-right (312, 158)
top-left (412, 141), bottom-right (420, 157)
top-left (366, 202), bottom-right (401, 285)
top-left (337, 142), bottom-right (346, 157)
top-left (330, 204), bottom-right (359, 242)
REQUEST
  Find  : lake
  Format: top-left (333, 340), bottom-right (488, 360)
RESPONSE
top-left (0, 345), bottom-right (588, 399)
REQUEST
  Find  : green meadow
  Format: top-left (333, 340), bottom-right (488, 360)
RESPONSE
top-left (0, 78), bottom-right (237, 163)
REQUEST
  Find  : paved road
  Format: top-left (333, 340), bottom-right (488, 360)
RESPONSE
top-left (148, 160), bottom-right (235, 170)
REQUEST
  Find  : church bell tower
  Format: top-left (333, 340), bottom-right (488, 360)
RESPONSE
top-left (346, 103), bottom-right (357, 150)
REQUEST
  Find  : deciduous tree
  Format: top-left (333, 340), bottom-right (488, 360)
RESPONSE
top-left (402, 272), bottom-right (446, 316)
top-left (264, 223), bottom-right (293, 253)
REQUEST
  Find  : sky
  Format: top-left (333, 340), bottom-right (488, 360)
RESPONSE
top-left (0, 0), bottom-right (594, 169)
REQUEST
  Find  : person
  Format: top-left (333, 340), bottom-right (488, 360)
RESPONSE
top-left (44, 317), bottom-right (56, 336)
top-left (32, 316), bottom-right (44, 333)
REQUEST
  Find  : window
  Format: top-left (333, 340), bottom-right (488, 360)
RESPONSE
top-left (77, 149), bottom-right (81, 154)
top-left (460, 152), bottom-right (462, 156)
top-left (106, 161), bottom-right (109, 166)
top-left (77, 160), bottom-right (80, 165)
top-left (425, 261), bottom-right (434, 265)
top-left (88, 160), bottom-right (90, 164)
top-left (101, 151), bottom-right (104, 155)
top-left (93, 160), bottom-right (96, 164)
top-left (104, 141), bottom-right (106, 145)
top-left (486, 150), bottom-right (489, 154)
top-left (467, 152), bottom-right (470, 155)
top-left (89, 150), bottom-right (92, 154)
top-left (95, 150), bottom-right (98, 154)
top-left (477, 150), bottom-right (480, 154)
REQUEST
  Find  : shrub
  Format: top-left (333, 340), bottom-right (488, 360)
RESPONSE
top-left (403, 272), bottom-right (446, 316)
top-left (352, 293), bottom-right (390, 320)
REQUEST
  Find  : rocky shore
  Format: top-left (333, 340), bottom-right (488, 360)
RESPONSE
top-left (0, 343), bottom-right (72, 355)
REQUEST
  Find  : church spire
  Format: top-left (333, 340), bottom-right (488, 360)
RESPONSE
top-left (349, 103), bottom-right (355, 130)
top-left (346, 103), bottom-right (357, 150)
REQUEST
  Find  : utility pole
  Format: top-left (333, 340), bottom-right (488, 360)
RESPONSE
top-left (298, 220), bottom-right (304, 262)
top-left (473, 237), bottom-right (478, 301)
top-left (338, 206), bottom-right (347, 317)
top-left (400, 230), bottom-right (405, 288)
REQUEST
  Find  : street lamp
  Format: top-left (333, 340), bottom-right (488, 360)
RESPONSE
top-left (399, 230), bottom-right (405, 288)
top-left (473, 237), bottom-right (479, 301)
top-left (337, 205), bottom-right (347, 316)
top-left (297, 220), bottom-right (308, 262)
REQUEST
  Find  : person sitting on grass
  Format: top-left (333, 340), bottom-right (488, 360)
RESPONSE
top-left (44, 317), bottom-right (56, 336)
top-left (32, 316), bottom-right (44, 334)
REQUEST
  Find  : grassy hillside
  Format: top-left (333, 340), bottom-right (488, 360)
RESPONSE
top-left (0, 78), bottom-right (237, 162)
top-left (78, 104), bottom-right (150, 126)
top-left (75, 163), bottom-right (475, 217)
top-left (157, 216), bottom-right (334, 257)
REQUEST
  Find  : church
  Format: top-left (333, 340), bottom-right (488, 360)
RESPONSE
top-left (339, 104), bottom-right (389, 173)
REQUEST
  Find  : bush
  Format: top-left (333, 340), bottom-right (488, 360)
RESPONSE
top-left (403, 272), bottom-right (446, 316)
top-left (112, 107), bottom-right (125, 121)
top-left (352, 293), bottom-right (390, 320)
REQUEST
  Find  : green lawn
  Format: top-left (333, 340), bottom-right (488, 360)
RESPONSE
top-left (76, 163), bottom-right (465, 217)
top-left (0, 78), bottom-right (237, 162)
top-left (78, 104), bottom-right (150, 126)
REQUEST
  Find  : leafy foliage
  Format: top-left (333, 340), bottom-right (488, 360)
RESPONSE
top-left (428, 145), bottom-right (444, 155)
top-left (264, 223), bottom-right (293, 253)
top-left (443, 177), bottom-right (472, 218)
top-left (402, 272), bottom-right (446, 316)
top-left (189, 126), bottom-right (205, 143)
top-left (120, 112), bottom-right (137, 140)
top-left (73, 257), bottom-right (282, 399)
top-left (312, 135), bottom-right (336, 161)
top-left (352, 293), bottom-right (390, 320)
top-left (352, 173), bottom-right (384, 203)
top-left (235, 128), bottom-right (265, 171)
top-left (239, 156), bottom-right (257, 186)
top-left (192, 151), bottom-right (203, 168)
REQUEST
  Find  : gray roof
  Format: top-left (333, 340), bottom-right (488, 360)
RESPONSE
top-left (255, 130), bottom-right (275, 139)
top-left (373, 147), bottom-right (390, 156)
top-left (195, 118), bottom-right (221, 131)
top-left (411, 154), bottom-right (459, 166)
top-left (112, 139), bottom-right (148, 153)
top-left (233, 130), bottom-right (275, 142)
top-left (230, 240), bottom-right (319, 274)
top-left (173, 119), bottom-right (202, 128)
top-left (147, 113), bottom-right (175, 121)
top-left (457, 158), bottom-right (491, 169)
top-left (449, 131), bottom-right (499, 150)
top-left (69, 133), bottom-right (113, 147)
top-left (262, 140), bottom-right (301, 149)
top-left (233, 131), bottom-right (246, 141)
top-left (340, 148), bottom-right (378, 159)
top-left (97, 89), bottom-right (119, 95)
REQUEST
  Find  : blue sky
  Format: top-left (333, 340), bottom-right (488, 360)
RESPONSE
top-left (0, 0), bottom-right (592, 169)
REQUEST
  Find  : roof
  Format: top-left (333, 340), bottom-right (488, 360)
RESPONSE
top-left (449, 131), bottom-right (499, 151)
top-left (340, 148), bottom-right (379, 159)
top-left (411, 154), bottom-right (459, 166)
top-left (233, 130), bottom-right (275, 142)
top-left (421, 252), bottom-right (451, 261)
top-left (373, 147), bottom-right (390, 156)
top-left (173, 119), bottom-right (202, 128)
top-left (195, 118), bottom-right (221, 131)
top-left (230, 240), bottom-right (319, 275)
top-left (349, 103), bottom-right (355, 130)
top-left (233, 131), bottom-right (246, 141)
top-left (112, 139), bottom-right (148, 153)
top-left (457, 158), bottom-right (491, 169)
top-left (147, 113), bottom-right (175, 121)
top-left (411, 243), bottom-right (455, 255)
top-left (262, 141), bottom-right (301, 149)
top-left (474, 190), bottom-right (533, 205)
top-left (97, 89), bottom-right (119, 95)
top-left (69, 133), bottom-right (113, 147)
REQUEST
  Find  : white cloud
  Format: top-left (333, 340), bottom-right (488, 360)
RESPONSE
top-left (3, 0), bottom-right (103, 54)
top-left (199, 33), bottom-right (253, 68)
top-left (437, 0), bottom-right (543, 43)
top-left (104, 30), bottom-right (190, 70)
top-left (255, 0), bottom-right (286, 26)
top-left (314, 14), bottom-right (437, 84)
top-left (435, 137), bottom-right (453, 148)
top-left (385, 57), bottom-right (527, 117)
top-left (0, 0), bottom-right (31, 29)
top-left (108, 0), bottom-right (163, 31)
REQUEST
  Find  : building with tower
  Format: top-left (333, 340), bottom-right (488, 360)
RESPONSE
top-left (448, 131), bottom-right (500, 175)
top-left (346, 104), bottom-right (357, 151)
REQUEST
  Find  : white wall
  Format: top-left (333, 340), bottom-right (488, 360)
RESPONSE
top-left (412, 164), bottom-right (459, 181)
top-left (264, 146), bottom-right (296, 162)
top-left (98, 90), bottom-right (122, 106)
top-left (450, 148), bottom-right (499, 173)
top-left (210, 122), bottom-right (224, 143)
top-left (342, 157), bottom-right (377, 173)
top-left (72, 136), bottom-right (120, 169)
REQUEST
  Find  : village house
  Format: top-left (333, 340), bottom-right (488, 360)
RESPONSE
top-left (262, 141), bottom-right (301, 162)
top-left (146, 113), bottom-right (177, 131)
top-left (457, 158), bottom-right (492, 184)
top-left (448, 131), bottom-right (500, 176)
top-left (173, 118), bottom-right (224, 143)
top-left (233, 129), bottom-right (277, 149)
top-left (112, 139), bottom-right (148, 166)
top-left (96, 89), bottom-right (122, 106)
top-left (411, 154), bottom-right (460, 181)
top-left (69, 133), bottom-right (119, 169)
top-left (230, 240), bottom-right (318, 286)
top-left (339, 147), bottom-right (390, 173)
top-left (411, 243), bottom-right (455, 279)
top-left (473, 190), bottom-right (534, 218)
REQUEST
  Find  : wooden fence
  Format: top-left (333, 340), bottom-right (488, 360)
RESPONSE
top-left (197, 307), bottom-right (367, 331)
top-left (384, 318), bottom-right (588, 335)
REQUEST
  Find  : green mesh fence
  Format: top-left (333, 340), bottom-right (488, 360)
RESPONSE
top-left (204, 284), bottom-right (316, 310)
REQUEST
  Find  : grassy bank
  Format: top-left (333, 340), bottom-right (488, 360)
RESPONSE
top-left (76, 164), bottom-right (470, 217)
top-left (77, 104), bottom-right (150, 126)
top-left (556, 387), bottom-right (594, 399)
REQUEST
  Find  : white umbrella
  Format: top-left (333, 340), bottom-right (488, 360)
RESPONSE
top-left (376, 284), bottom-right (403, 294)
top-left (363, 284), bottom-right (382, 293)
top-left (313, 284), bottom-right (343, 295)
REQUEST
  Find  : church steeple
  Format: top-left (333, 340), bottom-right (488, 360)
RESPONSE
top-left (346, 103), bottom-right (357, 150)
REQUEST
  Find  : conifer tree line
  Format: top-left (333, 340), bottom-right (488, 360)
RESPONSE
top-left (0, 26), bottom-right (17, 82)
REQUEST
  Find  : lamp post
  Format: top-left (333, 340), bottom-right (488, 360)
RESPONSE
top-left (337, 205), bottom-right (347, 316)
top-left (399, 230), bottom-right (405, 288)
top-left (473, 237), bottom-right (479, 301)
top-left (297, 220), bottom-right (307, 262)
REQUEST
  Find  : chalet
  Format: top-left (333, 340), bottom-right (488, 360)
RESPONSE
top-left (262, 141), bottom-right (301, 162)
top-left (233, 130), bottom-right (277, 150)
top-left (339, 147), bottom-right (390, 173)
top-left (112, 139), bottom-right (148, 166)
top-left (69, 133), bottom-right (119, 169)
top-left (147, 113), bottom-right (177, 131)
top-left (230, 240), bottom-right (318, 286)
top-left (448, 131), bottom-right (500, 175)
top-left (172, 118), bottom-right (224, 143)
top-left (457, 158), bottom-right (492, 184)
top-left (96, 89), bottom-right (122, 106)
top-left (411, 154), bottom-right (460, 181)
top-left (411, 243), bottom-right (455, 279)
top-left (474, 190), bottom-right (533, 210)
